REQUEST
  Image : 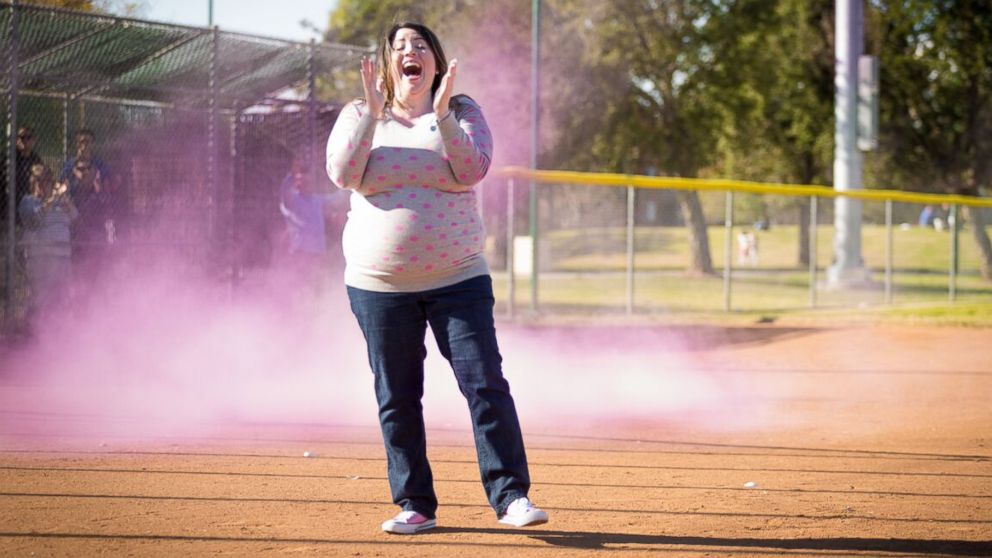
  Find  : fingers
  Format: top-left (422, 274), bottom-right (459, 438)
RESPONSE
top-left (434, 59), bottom-right (459, 115)
top-left (446, 58), bottom-right (458, 82)
top-left (360, 56), bottom-right (385, 118)
top-left (360, 56), bottom-right (375, 88)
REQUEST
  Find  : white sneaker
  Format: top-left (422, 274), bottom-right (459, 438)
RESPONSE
top-left (381, 510), bottom-right (436, 534)
top-left (498, 497), bottom-right (549, 527)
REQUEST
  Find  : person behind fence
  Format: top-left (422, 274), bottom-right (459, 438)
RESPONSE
top-left (60, 129), bottom-right (112, 197)
top-left (18, 163), bottom-right (77, 323)
top-left (15, 126), bottom-right (44, 224)
top-left (1, 126), bottom-right (44, 232)
top-left (278, 154), bottom-right (341, 287)
top-left (325, 22), bottom-right (548, 535)
top-left (68, 157), bottom-right (118, 277)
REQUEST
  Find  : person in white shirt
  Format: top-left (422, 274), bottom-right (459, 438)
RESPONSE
top-left (326, 22), bottom-right (547, 535)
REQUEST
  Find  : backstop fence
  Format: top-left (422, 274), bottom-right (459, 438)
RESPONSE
top-left (1, 2), bottom-right (366, 331)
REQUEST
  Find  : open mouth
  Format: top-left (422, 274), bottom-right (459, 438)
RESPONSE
top-left (402, 62), bottom-right (423, 78)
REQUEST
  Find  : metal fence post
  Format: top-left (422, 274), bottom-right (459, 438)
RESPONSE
top-left (228, 107), bottom-right (240, 293)
top-left (207, 26), bottom-right (219, 262)
top-left (3, 1), bottom-right (19, 332)
top-left (306, 39), bottom-right (318, 192)
top-left (809, 196), bottom-right (818, 308)
top-left (506, 177), bottom-right (515, 319)
top-left (529, 184), bottom-right (538, 312)
top-left (949, 203), bottom-right (959, 302)
top-left (884, 199), bottom-right (893, 304)
top-left (625, 184), bottom-right (635, 315)
top-left (723, 190), bottom-right (733, 312)
top-left (61, 94), bottom-right (69, 163)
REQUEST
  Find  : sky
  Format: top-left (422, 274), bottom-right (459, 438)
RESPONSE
top-left (144, 0), bottom-right (339, 43)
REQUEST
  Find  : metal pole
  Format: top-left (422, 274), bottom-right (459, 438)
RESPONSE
top-left (528, 0), bottom-right (540, 312)
top-left (949, 204), bottom-right (959, 302)
top-left (208, 0), bottom-right (214, 26)
top-left (228, 108), bottom-right (240, 292)
top-left (809, 196), bottom-right (818, 308)
top-left (828, 0), bottom-right (867, 286)
top-left (61, 94), bottom-right (69, 163)
top-left (884, 199), bottom-right (893, 304)
top-left (4, 1), bottom-right (19, 333)
top-left (207, 26), bottom-right (219, 266)
top-left (625, 184), bottom-right (635, 315)
top-left (306, 39), bottom-right (318, 191)
top-left (506, 178), bottom-right (515, 319)
top-left (723, 191), bottom-right (733, 312)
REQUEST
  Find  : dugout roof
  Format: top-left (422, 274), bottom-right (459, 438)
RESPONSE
top-left (0, 2), bottom-right (367, 109)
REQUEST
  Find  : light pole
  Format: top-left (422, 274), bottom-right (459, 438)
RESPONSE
top-left (828, 0), bottom-right (869, 286)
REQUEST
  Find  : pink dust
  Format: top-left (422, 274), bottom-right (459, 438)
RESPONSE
top-left (1, 263), bottom-right (764, 447)
top-left (0, 18), bottom-right (767, 449)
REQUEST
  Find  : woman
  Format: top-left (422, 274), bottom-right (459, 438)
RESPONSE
top-left (326, 22), bottom-right (548, 534)
top-left (18, 163), bottom-right (77, 322)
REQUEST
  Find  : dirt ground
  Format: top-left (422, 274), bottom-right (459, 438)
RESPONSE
top-left (1, 323), bottom-right (990, 557)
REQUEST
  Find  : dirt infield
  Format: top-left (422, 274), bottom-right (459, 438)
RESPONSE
top-left (1, 324), bottom-right (990, 557)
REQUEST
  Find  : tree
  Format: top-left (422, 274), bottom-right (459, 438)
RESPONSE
top-left (877, 0), bottom-right (992, 279)
top-left (548, 0), bottom-right (731, 275)
top-left (705, 0), bottom-right (834, 266)
top-left (17, 0), bottom-right (148, 15)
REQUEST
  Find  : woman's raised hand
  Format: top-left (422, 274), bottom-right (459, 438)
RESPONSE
top-left (433, 59), bottom-right (458, 119)
top-left (361, 56), bottom-right (386, 119)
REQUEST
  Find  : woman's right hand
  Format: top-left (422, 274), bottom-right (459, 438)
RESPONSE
top-left (361, 56), bottom-right (386, 120)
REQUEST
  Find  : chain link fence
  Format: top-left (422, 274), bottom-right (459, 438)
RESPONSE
top-left (2, 2), bottom-right (364, 333)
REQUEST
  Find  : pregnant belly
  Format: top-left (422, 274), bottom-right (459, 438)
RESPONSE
top-left (343, 194), bottom-right (484, 276)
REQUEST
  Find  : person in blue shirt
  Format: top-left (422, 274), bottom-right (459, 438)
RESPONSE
top-left (60, 129), bottom-right (111, 199)
top-left (279, 154), bottom-right (343, 289)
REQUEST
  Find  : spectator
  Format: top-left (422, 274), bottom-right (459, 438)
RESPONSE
top-left (1, 126), bottom-right (44, 229)
top-left (918, 205), bottom-right (934, 227)
top-left (61, 129), bottom-right (111, 198)
top-left (18, 163), bottom-right (77, 323)
top-left (69, 157), bottom-right (118, 277)
top-left (278, 154), bottom-right (343, 287)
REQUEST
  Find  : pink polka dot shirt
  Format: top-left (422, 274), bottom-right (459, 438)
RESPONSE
top-left (326, 95), bottom-right (493, 292)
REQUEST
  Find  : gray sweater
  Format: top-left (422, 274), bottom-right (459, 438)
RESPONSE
top-left (326, 95), bottom-right (493, 292)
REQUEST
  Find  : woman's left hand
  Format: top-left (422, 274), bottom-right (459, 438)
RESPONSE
top-left (433, 59), bottom-right (458, 119)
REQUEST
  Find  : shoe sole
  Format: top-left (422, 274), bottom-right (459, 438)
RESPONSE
top-left (382, 518), bottom-right (436, 534)
top-left (498, 511), bottom-right (549, 528)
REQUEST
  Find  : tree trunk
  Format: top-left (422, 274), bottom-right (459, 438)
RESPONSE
top-left (797, 200), bottom-right (810, 266)
top-left (677, 190), bottom-right (714, 275)
top-left (965, 206), bottom-right (992, 281)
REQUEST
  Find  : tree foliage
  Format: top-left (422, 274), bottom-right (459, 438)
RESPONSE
top-left (876, 0), bottom-right (992, 277)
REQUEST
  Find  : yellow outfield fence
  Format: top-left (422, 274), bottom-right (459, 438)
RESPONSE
top-left (491, 167), bottom-right (992, 316)
top-left (497, 167), bottom-right (992, 209)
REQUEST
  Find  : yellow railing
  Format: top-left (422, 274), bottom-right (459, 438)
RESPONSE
top-left (497, 166), bottom-right (992, 208)
top-left (493, 166), bottom-right (990, 315)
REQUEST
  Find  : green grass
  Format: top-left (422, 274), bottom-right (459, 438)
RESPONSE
top-left (491, 224), bottom-right (992, 327)
top-left (545, 224), bottom-right (989, 272)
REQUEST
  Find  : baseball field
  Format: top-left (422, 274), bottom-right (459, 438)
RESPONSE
top-left (1, 305), bottom-right (989, 557)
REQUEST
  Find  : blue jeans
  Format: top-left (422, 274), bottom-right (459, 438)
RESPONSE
top-left (347, 275), bottom-right (530, 519)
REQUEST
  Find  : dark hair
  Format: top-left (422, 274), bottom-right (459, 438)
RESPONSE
top-left (377, 22), bottom-right (447, 108)
top-left (75, 128), bottom-right (96, 140)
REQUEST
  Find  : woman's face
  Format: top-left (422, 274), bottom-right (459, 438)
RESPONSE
top-left (389, 27), bottom-right (438, 103)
